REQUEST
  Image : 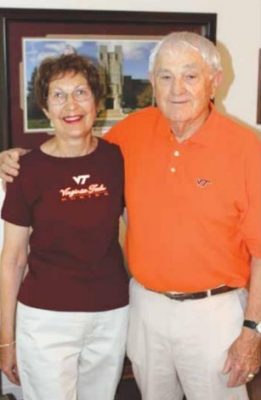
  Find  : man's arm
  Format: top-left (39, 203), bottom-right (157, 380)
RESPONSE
top-left (0, 148), bottom-right (29, 182)
top-left (222, 256), bottom-right (261, 386)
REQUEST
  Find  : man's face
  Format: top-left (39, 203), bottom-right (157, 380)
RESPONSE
top-left (150, 45), bottom-right (220, 133)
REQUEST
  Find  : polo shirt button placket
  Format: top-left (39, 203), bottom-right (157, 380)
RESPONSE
top-left (170, 149), bottom-right (180, 173)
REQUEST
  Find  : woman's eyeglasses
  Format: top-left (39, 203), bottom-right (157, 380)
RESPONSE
top-left (48, 87), bottom-right (93, 106)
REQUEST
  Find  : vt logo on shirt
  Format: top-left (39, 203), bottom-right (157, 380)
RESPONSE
top-left (72, 174), bottom-right (90, 185)
top-left (59, 174), bottom-right (109, 201)
top-left (196, 178), bottom-right (212, 188)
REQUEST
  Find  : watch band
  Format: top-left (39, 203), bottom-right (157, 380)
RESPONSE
top-left (243, 320), bottom-right (258, 330)
top-left (243, 319), bottom-right (261, 334)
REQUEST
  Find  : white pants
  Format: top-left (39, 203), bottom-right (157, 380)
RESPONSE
top-left (127, 279), bottom-right (249, 400)
top-left (16, 302), bottom-right (129, 400)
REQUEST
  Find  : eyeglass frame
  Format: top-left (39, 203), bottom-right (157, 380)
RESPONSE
top-left (47, 85), bottom-right (94, 106)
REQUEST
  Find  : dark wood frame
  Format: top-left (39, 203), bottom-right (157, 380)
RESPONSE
top-left (0, 8), bottom-right (216, 150)
top-left (257, 49), bottom-right (261, 124)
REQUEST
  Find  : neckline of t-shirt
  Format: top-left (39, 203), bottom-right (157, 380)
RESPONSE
top-left (37, 137), bottom-right (101, 161)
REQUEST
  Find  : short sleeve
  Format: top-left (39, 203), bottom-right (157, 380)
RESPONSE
top-left (1, 175), bottom-right (32, 227)
top-left (241, 137), bottom-right (261, 258)
top-left (104, 121), bottom-right (124, 146)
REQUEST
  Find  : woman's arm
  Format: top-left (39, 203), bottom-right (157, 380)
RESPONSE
top-left (0, 221), bottom-right (30, 384)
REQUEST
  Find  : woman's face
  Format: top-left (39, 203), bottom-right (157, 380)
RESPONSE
top-left (43, 72), bottom-right (97, 140)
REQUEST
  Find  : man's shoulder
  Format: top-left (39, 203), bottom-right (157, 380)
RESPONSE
top-left (117, 106), bottom-right (158, 124)
top-left (214, 109), bottom-right (261, 148)
top-left (105, 106), bottom-right (160, 146)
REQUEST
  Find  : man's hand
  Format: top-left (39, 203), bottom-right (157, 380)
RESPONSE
top-left (222, 328), bottom-right (261, 387)
top-left (0, 148), bottom-right (29, 182)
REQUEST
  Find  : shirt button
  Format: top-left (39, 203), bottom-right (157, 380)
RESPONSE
top-left (170, 167), bottom-right (176, 173)
top-left (173, 150), bottom-right (180, 157)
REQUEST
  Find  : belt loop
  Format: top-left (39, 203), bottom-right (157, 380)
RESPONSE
top-left (207, 289), bottom-right (211, 297)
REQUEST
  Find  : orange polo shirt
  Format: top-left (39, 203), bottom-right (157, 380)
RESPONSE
top-left (106, 106), bottom-right (261, 292)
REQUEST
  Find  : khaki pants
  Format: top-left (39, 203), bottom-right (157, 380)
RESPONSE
top-left (127, 279), bottom-right (249, 400)
top-left (16, 302), bottom-right (129, 400)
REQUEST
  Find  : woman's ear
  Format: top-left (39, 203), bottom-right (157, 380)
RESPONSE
top-left (42, 108), bottom-right (50, 120)
top-left (42, 108), bottom-right (54, 128)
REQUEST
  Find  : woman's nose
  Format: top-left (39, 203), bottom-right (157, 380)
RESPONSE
top-left (65, 93), bottom-right (78, 108)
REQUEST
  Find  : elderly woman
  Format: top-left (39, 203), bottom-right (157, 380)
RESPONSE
top-left (0, 53), bottom-right (129, 400)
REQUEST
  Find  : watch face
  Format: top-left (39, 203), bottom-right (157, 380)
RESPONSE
top-left (257, 322), bottom-right (261, 334)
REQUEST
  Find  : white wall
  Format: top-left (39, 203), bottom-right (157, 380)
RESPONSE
top-left (0, 0), bottom-right (260, 397)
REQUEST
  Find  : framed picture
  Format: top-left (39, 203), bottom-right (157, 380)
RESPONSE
top-left (0, 8), bottom-right (216, 150)
top-left (23, 37), bottom-right (158, 134)
top-left (257, 49), bottom-right (261, 124)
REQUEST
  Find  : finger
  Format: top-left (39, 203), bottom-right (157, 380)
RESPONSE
top-left (222, 356), bottom-right (232, 375)
top-left (2, 367), bottom-right (20, 385)
top-left (227, 369), bottom-right (255, 387)
top-left (0, 148), bottom-right (27, 181)
top-left (6, 370), bottom-right (20, 385)
top-left (0, 172), bottom-right (14, 182)
top-left (7, 148), bottom-right (29, 162)
top-left (13, 365), bottom-right (21, 385)
top-left (3, 157), bottom-right (21, 171)
top-left (0, 164), bottom-right (19, 180)
top-left (17, 148), bottom-right (30, 157)
top-left (226, 367), bottom-right (246, 387)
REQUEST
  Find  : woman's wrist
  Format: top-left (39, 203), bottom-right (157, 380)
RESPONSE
top-left (0, 340), bottom-right (16, 348)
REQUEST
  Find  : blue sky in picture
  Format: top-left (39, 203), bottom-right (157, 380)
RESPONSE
top-left (23, 38), bottom-right (159, 93)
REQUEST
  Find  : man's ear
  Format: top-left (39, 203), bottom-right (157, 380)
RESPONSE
top-left (214, 70), bottom-right (223, 87)
top-left (149, 72), bottom-right (155, 89)
top-left (211, 71), bottom-right (223, 99)
top-left (149, 73), bottom-right (156, 106)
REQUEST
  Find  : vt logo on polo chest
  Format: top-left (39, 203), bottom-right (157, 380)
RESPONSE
top-left (196, 178), bottom-right (212, 188)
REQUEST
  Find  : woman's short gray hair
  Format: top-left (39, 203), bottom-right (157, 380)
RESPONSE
top-left (149, 31), bottom-right (222, 74)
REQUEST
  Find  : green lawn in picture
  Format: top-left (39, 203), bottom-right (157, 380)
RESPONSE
top-left (28, 119), bottom-right (51, 130)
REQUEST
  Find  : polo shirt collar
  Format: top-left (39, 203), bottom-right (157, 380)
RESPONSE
top-left (157, 103), bottom-right (220, 148)
top-left (188, 104), bottom-right (220, 148)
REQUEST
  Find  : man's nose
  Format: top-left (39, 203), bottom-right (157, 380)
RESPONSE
top-left (170, 78), bottom-right (185, 95)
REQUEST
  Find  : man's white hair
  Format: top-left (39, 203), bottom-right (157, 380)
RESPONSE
top-left (149, 31), bottom-right (222, 74)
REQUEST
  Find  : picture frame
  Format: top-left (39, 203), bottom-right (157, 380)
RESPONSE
top-left (0, 8), bottom-right (216, 150)
top-left (257, 49), bottom-right (261, 124)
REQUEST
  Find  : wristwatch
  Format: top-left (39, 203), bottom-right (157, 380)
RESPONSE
top-left (243, 319), bottom-right (261, 334)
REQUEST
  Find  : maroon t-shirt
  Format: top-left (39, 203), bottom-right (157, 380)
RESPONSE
top-left (2, 139), bottom-right (129, 311)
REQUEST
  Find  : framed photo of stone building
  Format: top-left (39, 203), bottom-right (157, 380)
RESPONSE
top-left (0, 8), bottom-right (216, 150)
top-left (23, 37), bottom-right (158, 135)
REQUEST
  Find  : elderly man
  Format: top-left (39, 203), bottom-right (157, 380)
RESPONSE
top-left (1, 32), bottom-right (261, 400)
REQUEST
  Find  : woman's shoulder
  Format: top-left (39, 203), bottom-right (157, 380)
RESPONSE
top-left (97, 138), bottom-right (124, 169)
top-left (98, 137), bottom-right (122, 155)
top-left (19, 148), bottom-right (47, 179)
top-left (20, 148), bottom-right (42, 166)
